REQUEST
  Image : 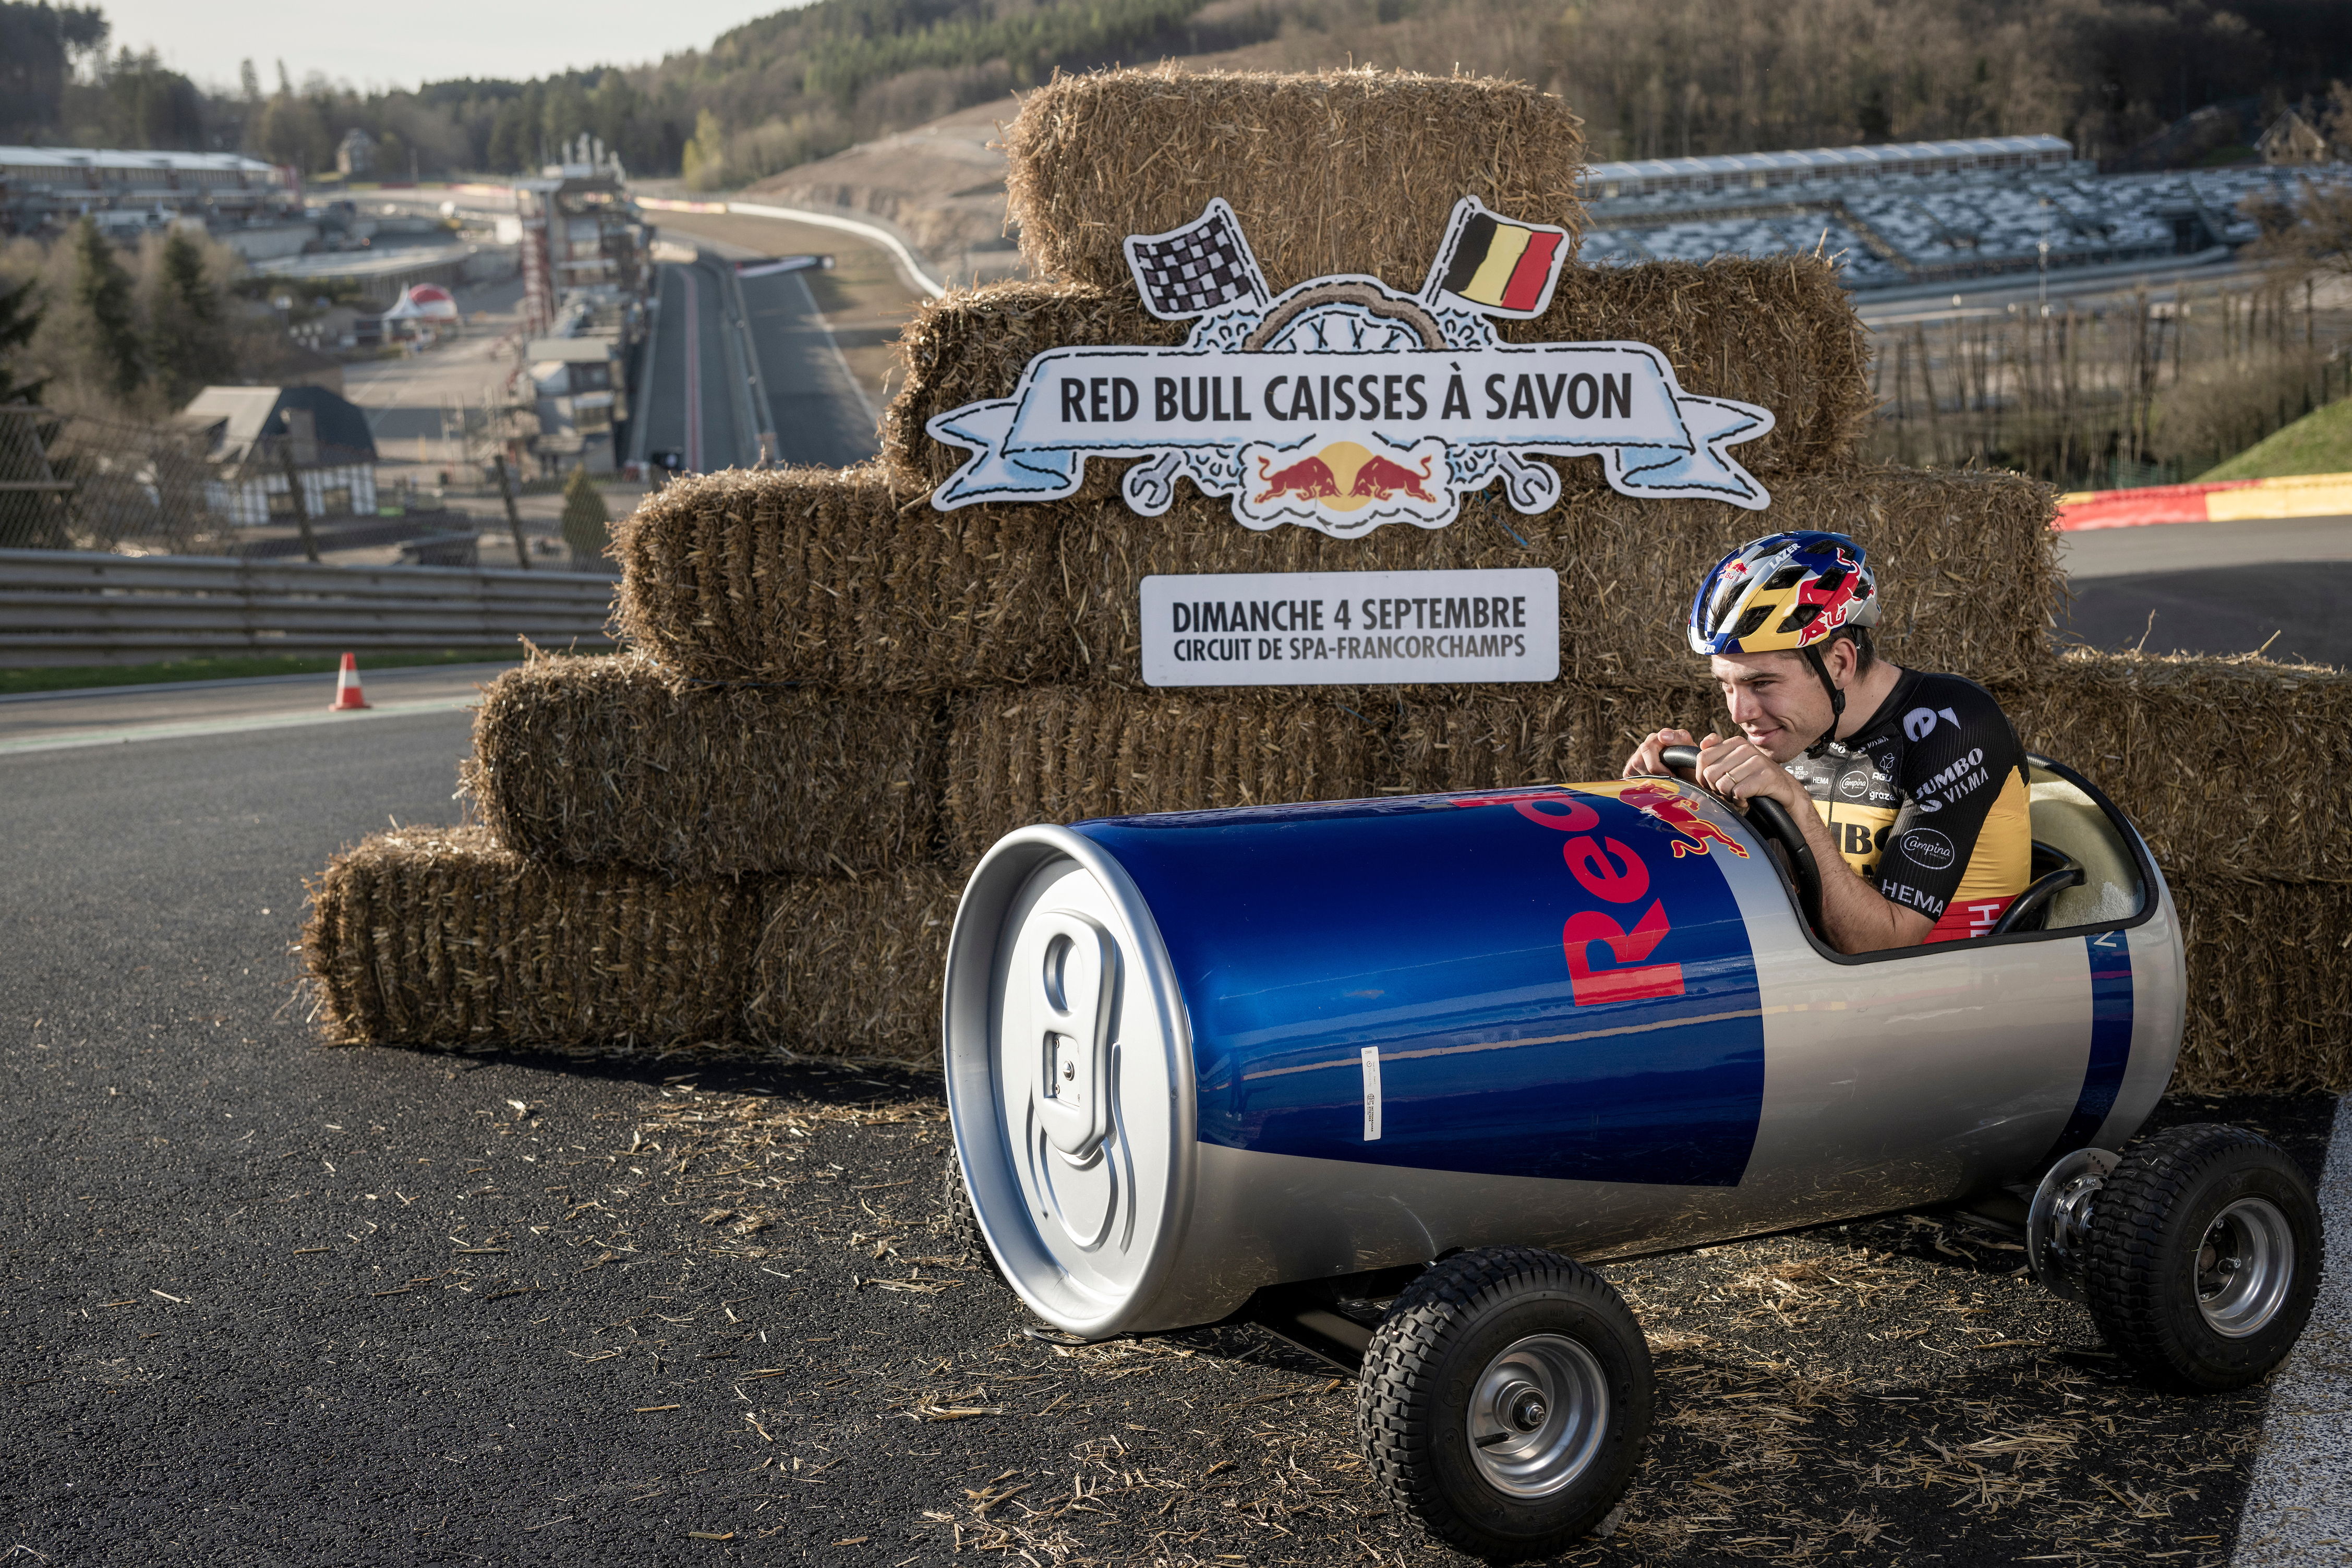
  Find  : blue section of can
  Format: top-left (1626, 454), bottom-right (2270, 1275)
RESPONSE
top-left (2045, 929), bottom-right (2136, 1160)
top-left (1073, 786), bottom-right (1767, 1189)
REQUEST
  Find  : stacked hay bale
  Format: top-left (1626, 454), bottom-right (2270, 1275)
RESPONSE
top-left (304, 66), bottom-right (2346, 1093)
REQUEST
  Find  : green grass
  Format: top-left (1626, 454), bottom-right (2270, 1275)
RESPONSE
top-left (0, 648), bottom-right (528, 697)
top-left (2197, 399), bottom-right (2352, 482)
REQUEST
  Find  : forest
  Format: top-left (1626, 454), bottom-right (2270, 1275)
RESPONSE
top-left (6, 0), bottom-right (2352, 188)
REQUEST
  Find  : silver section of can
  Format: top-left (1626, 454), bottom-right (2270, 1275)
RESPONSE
top-left (1709, 826), bottom-right (2098, 1222)
top-left (943, 828), bottom-right (1197, 1337)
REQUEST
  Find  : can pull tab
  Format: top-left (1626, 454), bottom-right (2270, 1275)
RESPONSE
top-left (1032, 910), bottom-right (1117, 1161)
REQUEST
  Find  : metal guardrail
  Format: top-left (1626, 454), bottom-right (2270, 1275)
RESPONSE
top-left (0, 548), bottom-right (617, 667)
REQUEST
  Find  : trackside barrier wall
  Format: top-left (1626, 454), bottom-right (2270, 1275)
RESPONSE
top-left (0, 548), bottom-right (617, 667)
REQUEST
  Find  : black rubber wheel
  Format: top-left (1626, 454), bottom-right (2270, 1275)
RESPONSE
top-left (1358, 1247), bottom-right (1653, 1561)
top-left (2083, 1124), bottom-right (2321, 1393)
top-left (937, 1140), bottom-right (1006, 1284)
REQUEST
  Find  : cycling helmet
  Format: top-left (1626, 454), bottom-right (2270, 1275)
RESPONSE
top-left (1688, 531), bottom-right (1879, 656)
top-left (1688, 532), bottom-right (1880, 756)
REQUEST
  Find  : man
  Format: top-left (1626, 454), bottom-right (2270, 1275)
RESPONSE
top-left (1623, 530), bottom-right (2031, 954)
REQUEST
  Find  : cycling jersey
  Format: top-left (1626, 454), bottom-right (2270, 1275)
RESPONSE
top-left (1782, 669), bottom-right (2032, 943)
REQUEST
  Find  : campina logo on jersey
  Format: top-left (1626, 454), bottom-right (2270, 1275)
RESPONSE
top-left (924, 197), bottom-right (1779, 537)
top-left (1900, 828), bottom-right (1956, 870)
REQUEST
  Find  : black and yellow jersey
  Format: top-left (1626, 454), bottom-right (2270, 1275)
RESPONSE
top-left (1783, 670), bottom-right (2032, 943)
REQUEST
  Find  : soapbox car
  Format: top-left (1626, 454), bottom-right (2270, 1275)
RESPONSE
top-left (941, 751), bottom-right (2321, 1561)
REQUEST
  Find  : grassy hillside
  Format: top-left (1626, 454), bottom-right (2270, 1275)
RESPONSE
top-left (2199, 399), bottom-right (2352, 481)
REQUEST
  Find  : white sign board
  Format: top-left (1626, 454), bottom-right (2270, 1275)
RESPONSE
top-left (1139, 569), bottom-right (1559, 687)
top-left (925, 196), bottom-right (1775, 536)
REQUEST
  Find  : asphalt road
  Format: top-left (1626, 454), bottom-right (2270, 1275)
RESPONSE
top-left (738, 264), bottom-right (879, 469)
top-left (2057, 515), bottom-right (2352, 667)
top-left (637, 249), bottom-right (878, 476)
top-left (640, 257), bottom-right (755, 474)
top-left (0, 664), bottom-right (516, 755)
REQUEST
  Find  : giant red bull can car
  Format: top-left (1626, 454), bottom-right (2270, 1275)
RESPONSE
top-left (942, 753), bottom-right (2321, 1561)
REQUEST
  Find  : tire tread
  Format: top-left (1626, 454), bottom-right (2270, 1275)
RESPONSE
top-left (2083, 1123), bottom-right (2317, 1393)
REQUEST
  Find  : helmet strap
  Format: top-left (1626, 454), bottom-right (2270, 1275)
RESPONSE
top-left (1801, 644), bottom-right (1847, 759)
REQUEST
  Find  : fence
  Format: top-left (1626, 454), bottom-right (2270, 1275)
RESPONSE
top-left (0, 549), bottom-right (617, 667)
top-left (1864, 273), bottom-right (2352, 487)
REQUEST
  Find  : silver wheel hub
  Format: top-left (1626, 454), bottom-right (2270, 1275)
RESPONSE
top-left (1467, 1334), bottom-right (1608, 1498)
top-left (2196, 1197), bottom-right (2295, 1337)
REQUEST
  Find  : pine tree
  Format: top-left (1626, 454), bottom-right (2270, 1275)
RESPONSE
top-left (559, 465), bottom-right (610, 565)
top-left (0, 274), bottom-right (45, 405)
top-left (70, 218), bottom-right (143, 405)
top-left (148, 231), bottom-right (232, 408)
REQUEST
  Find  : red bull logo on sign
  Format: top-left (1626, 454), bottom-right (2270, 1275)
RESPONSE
top-left (1247, 439), bottom-right (1448, 526)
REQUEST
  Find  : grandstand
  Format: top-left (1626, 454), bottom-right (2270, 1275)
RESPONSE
top-left (1577, 137), bottom-right (2340, 292)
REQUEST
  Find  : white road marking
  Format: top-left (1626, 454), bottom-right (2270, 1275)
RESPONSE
top-left (2232, 1094), bottom-right (2350, 1568)
top-left (0, 696), bottom-right (478, 755)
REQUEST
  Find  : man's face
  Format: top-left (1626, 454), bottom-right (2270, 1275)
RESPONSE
top-left (1711, 650), bottom-right (1834, 763)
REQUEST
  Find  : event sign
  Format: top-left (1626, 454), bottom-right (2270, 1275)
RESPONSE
top-left (926, 197), bottom-right (1776, 537)
top-left (1138, 569), bottom-right (1559, 686)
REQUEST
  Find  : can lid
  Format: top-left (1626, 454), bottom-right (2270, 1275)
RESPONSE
top-left (943, 827), bottom-right (1197, 1336)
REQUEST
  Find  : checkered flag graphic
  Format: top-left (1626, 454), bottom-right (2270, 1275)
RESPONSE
top-left (1123, 199), bottom-right (1270, 321)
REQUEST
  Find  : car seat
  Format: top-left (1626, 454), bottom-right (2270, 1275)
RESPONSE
top-left (2024, 767), bottom-right (2144, 930)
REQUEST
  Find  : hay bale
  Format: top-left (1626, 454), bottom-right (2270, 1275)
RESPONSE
top-left (2001, 650), bottom-right (2352, 883)
top-left (1509, 256), bottom-right (1873, 481)
top-left (1060, 466), bottom-right (2059, 690)
top-left (884, 258), bottom-right (1871, 493)
top-left (459, 653), bottom-right (944, 881)
top-left (945, 686), bottom-right (1386, 865)
top-left (609, 465), bottom-right (1071, 690)
top-left (1005, 66), bottom-right (1585, 295)
top-left (2173, 875), bottom-right (2352, 1095)
top-left (301, 826), bottom-right (756, 1050)
top-left (743, 869), bottom-right (962, 1065)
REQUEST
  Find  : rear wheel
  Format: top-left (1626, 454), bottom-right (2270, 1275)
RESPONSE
top-left (2083, 1124), bottom-right (2320, 1393)
top-left (1358, 1247), bottom-right (1652, 1561)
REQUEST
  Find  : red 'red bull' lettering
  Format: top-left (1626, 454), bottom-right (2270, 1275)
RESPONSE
top-left (1349, 454), bottom-right (1438, 503)
top-left (1458, 787), bottom-right (1691, 1007)
top-left (1617, 781), bottom-right (1751, 860)
top-left (1255, 454), bottom-right (1340, 505)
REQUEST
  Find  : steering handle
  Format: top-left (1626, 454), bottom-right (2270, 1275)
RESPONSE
top-left (1655, 746), bottom-right (1826, 934)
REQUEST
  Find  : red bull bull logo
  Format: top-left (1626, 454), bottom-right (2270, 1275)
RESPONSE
top-left (1616, 782), bottom-right (1751, 860)
top-left (1350, 453), bottom-right (1438, 502)
top-left (1255, 453), bottom-right (1341, 505)
top-left (1235, 438), bottom-right (1451, 530)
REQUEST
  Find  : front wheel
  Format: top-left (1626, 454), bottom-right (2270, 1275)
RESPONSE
top-left (2083, 1124), bottom-right (2321, 1393)
top-left (1358, 1247), bottom-right (1653, 1561)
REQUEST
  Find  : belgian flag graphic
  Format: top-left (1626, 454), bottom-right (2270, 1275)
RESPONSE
top-left (1424, 198), bottom-right (1570, 319)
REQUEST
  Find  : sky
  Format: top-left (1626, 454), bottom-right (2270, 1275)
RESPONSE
top-left (94, 0), bottom-right (789, 93)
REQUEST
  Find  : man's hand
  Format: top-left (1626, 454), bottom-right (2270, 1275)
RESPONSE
top-left (1622, 728), bottom-right (1698, 779)
top-left (1693, 731), bottom-right (1810, 814)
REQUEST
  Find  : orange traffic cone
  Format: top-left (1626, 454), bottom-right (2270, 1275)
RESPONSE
top-left (329, 652), bottom-right (371, 711)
